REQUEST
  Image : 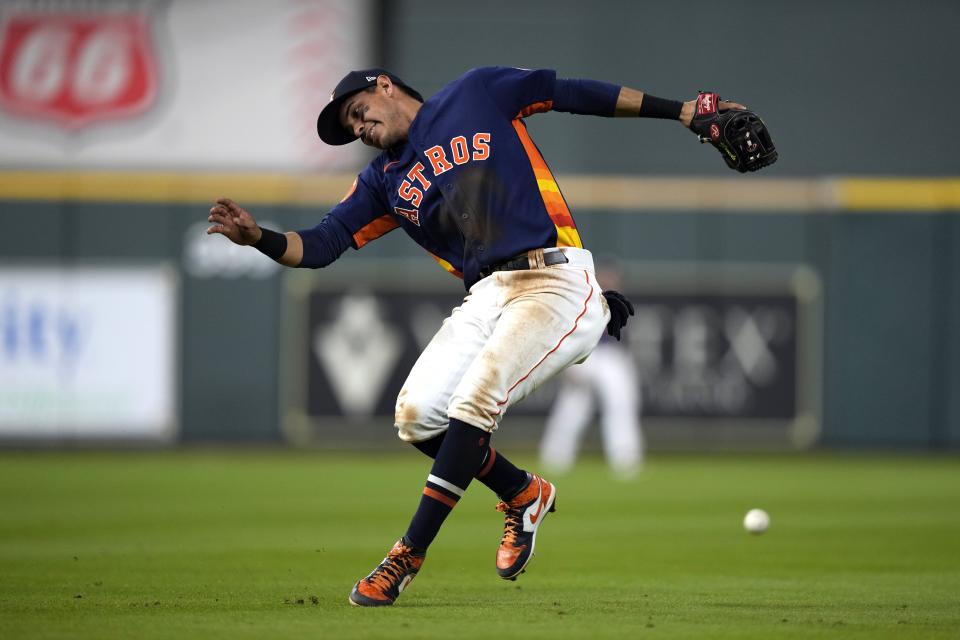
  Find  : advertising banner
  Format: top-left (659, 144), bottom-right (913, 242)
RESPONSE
top-left (282, 263), bottom-right (822, 449)
top-left (0, 0), bottom-right (372, 171)
top-left (0, 264), bottom-right (177, 440)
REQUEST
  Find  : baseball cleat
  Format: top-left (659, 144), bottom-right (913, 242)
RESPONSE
top-left (349, 539), bottom-right (425, 607)
top-left (495, 473), bottom-right (557, 580)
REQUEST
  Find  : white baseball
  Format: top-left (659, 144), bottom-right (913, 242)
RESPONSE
top-left (743, 508), bottom-right (770, 534)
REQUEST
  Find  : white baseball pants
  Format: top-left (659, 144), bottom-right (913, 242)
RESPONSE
top-left (395, 247), bottom-right (609, 442)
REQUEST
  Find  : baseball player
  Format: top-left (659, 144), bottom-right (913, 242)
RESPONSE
top-left (207, 67), bottom-right (775, 607)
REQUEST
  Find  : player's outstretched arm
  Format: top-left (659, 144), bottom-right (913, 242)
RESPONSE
top-left (207, 197), bottom-right (303, 267)
top-left (613, 87), bottom-right (745, 127)
top-left (551, 75), bottom-right (777, 172)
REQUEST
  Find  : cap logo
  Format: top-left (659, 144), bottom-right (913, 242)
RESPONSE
top-left (365, 76), bottom-right (377, 81)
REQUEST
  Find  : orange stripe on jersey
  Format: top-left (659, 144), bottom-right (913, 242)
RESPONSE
top-left (511, 119), bottom-right (583, 248)
top-left (428, 252), bottom-right (464, 279)
top-left (516, 100), bottom-right (554, 118)
top-left (423, 487), bottom-right (457, 508)
top-left (539, 188), bottom-right (576, 227)
top-left (352, 214), bottom-right (399, 248)
top-left (340, 177), bottom-right (358, 203)
top-left (555, 226), bottom-right (582, 248)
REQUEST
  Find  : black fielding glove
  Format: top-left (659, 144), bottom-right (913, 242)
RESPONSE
top-left (601, 290), bottom-right (634, 341)
top-left (688, 92), bottom-right (777, 173)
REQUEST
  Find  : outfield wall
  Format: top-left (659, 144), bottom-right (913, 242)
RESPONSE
top-left (0, 0), bottom-right (957, 449)
top-left (1, 177), bottom-right (957, 449)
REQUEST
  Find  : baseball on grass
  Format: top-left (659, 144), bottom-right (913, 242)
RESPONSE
top-left (743, 508), bottom-right (770, 534)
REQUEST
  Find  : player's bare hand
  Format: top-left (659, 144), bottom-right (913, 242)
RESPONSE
top-left (719, 99), bottom-right (747, 111)
top-left (207, 198), bottom-right (261, 245)
top-left (680, 98), bottom-right (748, 127)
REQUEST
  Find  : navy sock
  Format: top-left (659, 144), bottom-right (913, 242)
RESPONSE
top-left (412, 430), bottom-right (528, 500)
top-left (404, 419), bottom-right (490, 551)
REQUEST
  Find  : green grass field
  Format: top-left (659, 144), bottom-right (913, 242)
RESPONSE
top-left (1, 451), bottom-right (958, 639)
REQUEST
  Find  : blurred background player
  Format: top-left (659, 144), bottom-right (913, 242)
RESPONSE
top-left (540, 259), bottom-right (644, 478)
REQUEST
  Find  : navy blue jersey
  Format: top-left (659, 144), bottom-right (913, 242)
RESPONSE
top-left (301, 67), bottom-right (618, 289)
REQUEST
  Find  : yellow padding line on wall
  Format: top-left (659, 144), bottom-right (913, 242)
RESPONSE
top-left (0, 171), bottom-right (957, 211)
top-left (837, 178), bottom-right (960, 211)
top-left (0, 171), bottom-right (355, 205)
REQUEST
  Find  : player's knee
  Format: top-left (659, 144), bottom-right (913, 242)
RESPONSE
top-left (447, 396), bottom-right (498, 433)
top-left (395, 389), bottom-right (447, 442)
top-left (394, 388), bottom-right (422, 427)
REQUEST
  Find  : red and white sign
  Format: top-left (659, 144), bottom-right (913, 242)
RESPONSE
top-left (0, 10), bottom-right (158, 128)
top-left (0, 0), bottom-right (372, 170)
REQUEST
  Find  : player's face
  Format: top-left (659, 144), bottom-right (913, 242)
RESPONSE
top-left (340, 84), bottom-right (409, 150)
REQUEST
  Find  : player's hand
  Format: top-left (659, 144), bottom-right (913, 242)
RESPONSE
top-left (207, 198), bottom-right (261, 245)
top-left (601, 290), bottom-right (634, 341)
top-left (679, 97), bottom-right (747, 128)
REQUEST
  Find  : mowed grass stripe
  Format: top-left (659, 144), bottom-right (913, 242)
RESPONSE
top-left (0, 452), bottom-right (958, 639)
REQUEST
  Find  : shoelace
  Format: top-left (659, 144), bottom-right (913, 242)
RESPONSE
top-left (496, 501), bottom-right (522, 546)
top-left (367, 548), bottom-right (416, 591)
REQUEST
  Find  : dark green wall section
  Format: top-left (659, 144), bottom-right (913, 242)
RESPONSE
top-left (384, 0), bottom-right (959, 176)
top-left (823, 215), bottom-right (940, 447)
top-left (945, 216), bottom-right (960, 447)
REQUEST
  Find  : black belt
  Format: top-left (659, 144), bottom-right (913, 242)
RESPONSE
top-left (479, 249), bottom-right (569, 278)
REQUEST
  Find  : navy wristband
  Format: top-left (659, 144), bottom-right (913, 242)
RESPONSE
top-left (253, 227), bottom-right (287, 260)
top-left (638, 94), bottom-right (684, 120)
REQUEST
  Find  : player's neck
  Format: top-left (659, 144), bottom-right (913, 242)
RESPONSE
top-left (401, 98), bottom-right (423, 129)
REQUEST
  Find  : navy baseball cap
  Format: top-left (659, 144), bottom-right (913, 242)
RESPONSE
top-left (316, 68), bottom-right (424, 145)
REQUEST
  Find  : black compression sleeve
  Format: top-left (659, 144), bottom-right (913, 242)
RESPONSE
top-left (638, 94), bottom-right (684, 120)
top-left (253, 228), bottom-right (287, 260)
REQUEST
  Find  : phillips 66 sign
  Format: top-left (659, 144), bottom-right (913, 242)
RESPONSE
top-left (0, 1), bottom-right (160, 128)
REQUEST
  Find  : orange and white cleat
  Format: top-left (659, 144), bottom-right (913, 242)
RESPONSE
top-left (495, 473), bottom-right (557, 580)
top-left (349, 539), bottom-right (425, 606)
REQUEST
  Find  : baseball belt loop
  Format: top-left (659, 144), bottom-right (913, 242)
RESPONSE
top-left (528, 248), bottom-right (546, 270)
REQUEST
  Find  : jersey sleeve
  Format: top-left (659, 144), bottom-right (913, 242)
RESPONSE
top-left (471, 66), bottom-right (558, 119)
top-left (552, 77), bottom-right (620, 117)
top-left (472, 66), bottom-right (620, 119)
top-left (296, 163), bottom-right (399, 268)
